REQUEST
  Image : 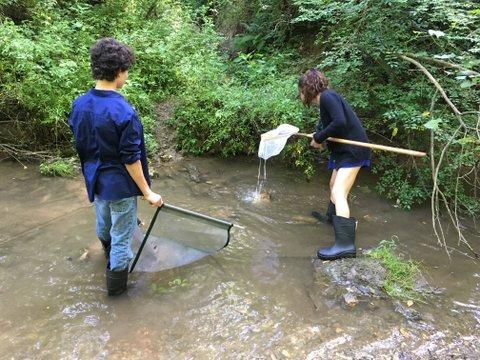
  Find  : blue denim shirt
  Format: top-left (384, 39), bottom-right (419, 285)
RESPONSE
top-left (68, 89), bottom-right (150, 203)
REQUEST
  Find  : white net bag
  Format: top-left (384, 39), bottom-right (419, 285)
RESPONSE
top-left (258, 124), bottom-right (299, 160)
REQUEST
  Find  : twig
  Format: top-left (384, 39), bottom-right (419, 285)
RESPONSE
top-left (402, 55), bottom-right (479, 258)
top-left (403, 53), bottom-right (480, 76)
top-left (400, 55), bottom-right (463, 118)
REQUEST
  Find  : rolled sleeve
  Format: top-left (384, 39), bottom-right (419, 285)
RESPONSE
top-left (118, 115), bottom-right (142, 164)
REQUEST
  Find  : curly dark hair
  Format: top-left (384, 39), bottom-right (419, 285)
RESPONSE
top-left (298, 69), bottom-right (329, 106)
top-left (90, 38), bottom-right (135, 81)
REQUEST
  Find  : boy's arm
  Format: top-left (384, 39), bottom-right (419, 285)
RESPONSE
top-left (119, 114), bottom-right (163, 207)
top-left (125, 160), bottom-right (163, 206)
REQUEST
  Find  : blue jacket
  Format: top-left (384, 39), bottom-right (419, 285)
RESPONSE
top-left (313, 89), bottom-right (371, 167)
top-left (68, 89), bottom-right (150, 203)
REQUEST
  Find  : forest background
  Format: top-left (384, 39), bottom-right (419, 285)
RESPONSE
top-left (0, 0), bottom-right (479, 250)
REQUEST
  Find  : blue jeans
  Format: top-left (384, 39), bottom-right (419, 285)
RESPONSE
top-left (94, 196), bottom-right (137, 271)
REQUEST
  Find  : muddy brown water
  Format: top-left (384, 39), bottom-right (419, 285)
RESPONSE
top-left (0, 157), bottom-right (478, 359)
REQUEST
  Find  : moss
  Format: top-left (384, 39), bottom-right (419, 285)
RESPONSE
top-left (365, 239), bottom-right (422, 301)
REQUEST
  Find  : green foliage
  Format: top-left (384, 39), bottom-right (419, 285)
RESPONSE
top-left (372, 155), bottom-right (431, 210)
top-left (365, 239), bottom-right (422, 300)
top-left (290, 0), bottom-right (479, 211)
top-left (1, 0), bottom-right (478, 214)
top-left (39, 158), bottom-right (76, 177)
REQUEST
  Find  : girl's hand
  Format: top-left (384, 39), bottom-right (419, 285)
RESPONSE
top-left (310, 138), bottom-right (325, 149)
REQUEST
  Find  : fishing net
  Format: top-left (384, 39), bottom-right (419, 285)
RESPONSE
top-left (258, 124), bottom-right (299, 160)
top-left (130, 204), bottom-right (233, 272)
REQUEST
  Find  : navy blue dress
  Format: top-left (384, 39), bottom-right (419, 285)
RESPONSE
top-left (313, 89), bottom-right (371, 170)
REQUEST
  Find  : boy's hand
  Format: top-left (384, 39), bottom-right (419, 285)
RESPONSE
top-left (143, 190), bottom-right (163, 207)
top-left (310, 138), bottom-right (325, 149)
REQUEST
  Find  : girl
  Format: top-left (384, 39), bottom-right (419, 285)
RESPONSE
top-left (298, 69), bottom-right (371, 260)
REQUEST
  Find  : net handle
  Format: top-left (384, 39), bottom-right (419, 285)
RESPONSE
top-left (129, 206), bottom-right (161, 273)
top-left (129, 203), bottom-right (234, 273)
top-left (162, 204), bottom-right (233, 228)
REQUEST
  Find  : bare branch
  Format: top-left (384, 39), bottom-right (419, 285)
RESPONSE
top-left (400, 54), bottom-right (462, 117)
top-left (404, 53), bottom-right (480, 77)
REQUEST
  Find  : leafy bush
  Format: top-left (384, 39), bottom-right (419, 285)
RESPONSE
top-left (1, 0), bottom-right (479, 216)
top-left (39, 158), bottom-right (76, 177)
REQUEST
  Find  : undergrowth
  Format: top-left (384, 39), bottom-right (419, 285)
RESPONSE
top-left (365, 239), bottom-right (423, 301)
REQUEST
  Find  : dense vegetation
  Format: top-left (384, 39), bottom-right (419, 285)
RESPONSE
top-left (0, 1), bottom-right (478, 222)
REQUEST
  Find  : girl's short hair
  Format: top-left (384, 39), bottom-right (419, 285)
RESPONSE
top-left (90, 38), bottom-right (135, 81)
top-left (298, 69), bottom-right (329, 106)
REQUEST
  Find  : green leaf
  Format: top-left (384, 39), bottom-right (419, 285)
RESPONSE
top-left (424, 118), bottom-right (442, 131)
top-left (457, 137), bottom-right (477, 146)
top-left (460, 81), bottom-right (473, 89)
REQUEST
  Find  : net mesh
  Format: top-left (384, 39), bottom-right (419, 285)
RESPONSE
top-left (131, 205), bottom-right (232, 272)
top-left (258, 124), bottom-right (299, 160)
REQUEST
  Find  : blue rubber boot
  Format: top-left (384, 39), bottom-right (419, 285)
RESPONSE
top-left (317, 215), bottom-right (356, 260)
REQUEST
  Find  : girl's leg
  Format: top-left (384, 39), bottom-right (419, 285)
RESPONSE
top-left (331, 167), bottom-right (361, 218)
top-left (329, 169), bottom-right (337, 204)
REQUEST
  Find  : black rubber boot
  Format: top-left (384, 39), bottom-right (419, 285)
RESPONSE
top-left (311, 201), bottom-right (336, 224)
top-left (106, 264), bottom-right (128, 296)
top-left (317, 215), bottom-right (356, 260)
top-left (100, 241), bottom-right (111, 259)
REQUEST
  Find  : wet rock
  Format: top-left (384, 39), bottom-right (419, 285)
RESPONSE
top-left (186, 165), bottom-right (201, 183)
top-left (211, 207), bottom-right (237, 220)
top-left (160, 154), bottom-right (173, 162)
top-left (343, 292), bottom-right (359, 307)
top-left (288, 215), bottom-right (318, 225)
top-left (413, 273), bottom-right (444, 295)
top-left (252, 191), bottom-right (272, 204)
top-left (393, 301), bottom-right (421, 322)
top-left (185, 164), bottom-right (208, 183)
top-left (362, 214), bottom-right (378, 223)
top-left (78, 249), bottom-right (89, 261)
top-left (314, 257), bottom-right (387, 298)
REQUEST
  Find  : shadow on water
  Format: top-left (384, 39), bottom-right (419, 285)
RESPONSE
top-left (0, 157), bottom-right (478, 358)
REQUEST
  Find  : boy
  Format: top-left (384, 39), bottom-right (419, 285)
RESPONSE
top-left (69, 38), bottom-right (163, 296)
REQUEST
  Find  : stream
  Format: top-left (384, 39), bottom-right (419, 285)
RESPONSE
top-left (0, 157), bottom-right (478, 359)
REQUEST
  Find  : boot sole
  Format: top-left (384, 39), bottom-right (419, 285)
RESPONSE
top-left (317, 251), bottom-right (356, 260)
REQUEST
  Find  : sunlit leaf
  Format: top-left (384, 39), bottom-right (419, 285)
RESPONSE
top-left (424, 118), bottom-right (442, 131)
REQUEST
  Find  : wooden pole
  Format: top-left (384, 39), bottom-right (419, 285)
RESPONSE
top-left (296, 133), bottom-right (427, 157)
